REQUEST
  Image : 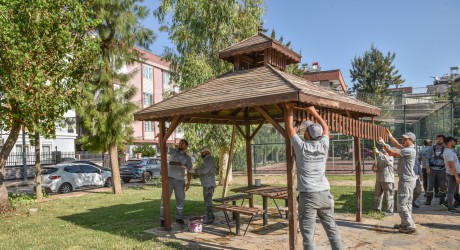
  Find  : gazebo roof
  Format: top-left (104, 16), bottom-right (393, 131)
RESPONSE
top-left (134, 65), bottom-right (380, 123)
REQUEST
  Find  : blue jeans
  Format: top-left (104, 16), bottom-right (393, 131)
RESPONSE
top-left (298, 190), bottom-right (343, 250)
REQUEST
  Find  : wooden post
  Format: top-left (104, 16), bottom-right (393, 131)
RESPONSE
top-left (354, 135), bottom-right (363, 222)
top-left (284, 108), bottom-right (298, 250)
top-left (245, 123), bottom-right (254, 207)
top-left (222, 126), bottom-right (236, 197)
top-left (159, 118), bottom-right (171, 230)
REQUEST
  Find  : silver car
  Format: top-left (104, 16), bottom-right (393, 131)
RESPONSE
top-left (34, 163), bottom-right (112, 194)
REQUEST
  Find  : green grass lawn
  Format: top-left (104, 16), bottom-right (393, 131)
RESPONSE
top-left (1, 179), bottom-right (383, 249)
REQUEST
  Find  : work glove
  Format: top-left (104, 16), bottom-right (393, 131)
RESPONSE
top-left (373, 147), bottom-right (379, 154)
top-left (378, 138), bottom-right (385, 145)
top-left (385, 128), bottom-right (392, 138)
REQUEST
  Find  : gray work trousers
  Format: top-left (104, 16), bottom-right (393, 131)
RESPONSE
top-left (374, 182), bottom-right (394, 213)
top-left (397, 180), bottom-right (416, 228)
top-left (298, 190), bottom-right (343, 250)
top-left (160, 177), bottom-right (185, 220)
top-left (412, 178), bottom-right (422, 204)
top-left (426, 169), bottom-right (447, 199)
top-left (203, 186), bottom-right (215, 219)
top-left (447, 173), bottom-right (460, 210)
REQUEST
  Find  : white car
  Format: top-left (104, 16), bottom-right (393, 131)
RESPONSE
top-left (34, 163), bottom-right (112, 194)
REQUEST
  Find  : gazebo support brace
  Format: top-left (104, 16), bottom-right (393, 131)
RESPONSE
top-left (284, 107), bottom-right (298, 250)
top-left (159, 118), bottom-right (171, 231)
top-left (245, 123), bottom-right (254, 207)
top-left (222, 125), bottom-right (236, 197)
top-left (354, 136), bottom-right (363, 222)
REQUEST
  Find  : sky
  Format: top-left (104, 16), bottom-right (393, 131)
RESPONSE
top-left (142, 0), bottom-right (460, 90)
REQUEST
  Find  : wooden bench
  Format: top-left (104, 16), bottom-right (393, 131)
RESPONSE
top-left (214, 204), bottom-right (263, 236)
top-left (213, 194), bottom-right (252, 220)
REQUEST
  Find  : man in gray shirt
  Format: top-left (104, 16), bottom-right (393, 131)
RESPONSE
top-left (443, 137), bottom-right (460, 213)
top-left (286, 104), bottom-right (343, 250)
top-left (197, 148), bottom-right (216, 224)
top-left (418, 139), bottom-right (432, 194)
top-left (425, 134), bottom-right (447, 206)
top-left (160, 139), bottom-right (193, 226)
top-left (379, 131), bottom-right (417, 234)
top-left (373, 147), bottom-right (395, 216)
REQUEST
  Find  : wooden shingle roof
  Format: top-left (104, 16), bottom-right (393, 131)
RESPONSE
top-left (134, 65), bottom-right (379, 123)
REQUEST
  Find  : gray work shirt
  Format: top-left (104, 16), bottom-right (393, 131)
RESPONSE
top-left (444, 148), bottom-right (460, 175)
top-left (292, 134), bottom-right (330, 193)
top-left (418, 146), bottom-right (431, 169)
top-left (376, 152), bottom-right (394, 183)
top-left (198, 155), bottom-right (216, 187)
top-left (168, 147), bottom-right (193, 181)
top-left (397, 145), bottom-right (417, 182)
top-left (427, 145), bottom-right (446, 170)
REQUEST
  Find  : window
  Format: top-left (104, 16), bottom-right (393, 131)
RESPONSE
top-left (163, 71), bottom-right (170, 92)
top-left (64, 165), bottom-right (82, 173)
top-left (143, 92), bottom-right (153, 106)
top-left (144, 121), bottom-right (153, 132)
top-left (143, 65), bottom-right (152, 80)
top-left (80, 165), bottom-right (99, 173)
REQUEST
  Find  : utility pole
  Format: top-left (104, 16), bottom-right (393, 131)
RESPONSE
top-left (22, 125), bottom-right (27, 181)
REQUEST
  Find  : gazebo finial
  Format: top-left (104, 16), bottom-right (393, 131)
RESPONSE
top-left (258, 24), bottom-right (264, 34)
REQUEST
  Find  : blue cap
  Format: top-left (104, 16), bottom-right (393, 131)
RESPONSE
top-left (303, 121), bottom-right (323, 139)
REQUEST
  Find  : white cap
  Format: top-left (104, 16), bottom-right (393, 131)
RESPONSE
top-left (200, 148), bottom-right (211, 153)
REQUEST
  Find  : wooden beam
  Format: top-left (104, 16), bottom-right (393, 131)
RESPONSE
top-left (231, 108), bottom-right (244, 116)
top-left (255, 106), bottom-right (286, 139)
top-left (233, 122), bottom-right (247, 138)
top-left (245, 123), bottom-right (254, 208)
top-left (249, 120), bottom-right (266, 141)
top-left (354, 135), bottom-right (363, 222)
top-left (184, 114), bottom-right (242, 121)
top-left (284, 107), bottom-right (298, 250)
top-left (159, 118), bottom-right (171, 230)
top-left (222, 126), bottom-right (236, 197)
top-left (162, 116), bottom-right (183, 143)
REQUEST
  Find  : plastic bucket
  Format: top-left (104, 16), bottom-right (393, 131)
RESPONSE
top-left (187, 216), bottom-right (204, 233)
top-left (255, 179), bottom-right (262, 186)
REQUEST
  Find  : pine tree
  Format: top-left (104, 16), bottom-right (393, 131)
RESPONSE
top-left (77, 0), bottom-right (155, 194)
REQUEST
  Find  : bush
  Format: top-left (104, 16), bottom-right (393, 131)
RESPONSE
top-left (133, 144), bottom-right (157, 157)
top-left (8, 193), bottom-right (35, 209)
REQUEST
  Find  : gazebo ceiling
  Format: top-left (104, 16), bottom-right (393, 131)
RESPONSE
top-left (134, 65), bottom-right (380, 123)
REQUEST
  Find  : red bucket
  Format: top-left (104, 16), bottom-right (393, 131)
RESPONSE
top-left (187, 216), bottom-right (204, 233)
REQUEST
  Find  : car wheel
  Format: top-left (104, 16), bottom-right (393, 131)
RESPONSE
top-left (143, 172), bottom-right (152, 183)
top-left (105, 177), bottom-right (112, 187)
top-left (122, 178), bottom-right (131, 183)
top-left (58, 183), bottom-right (72, 194)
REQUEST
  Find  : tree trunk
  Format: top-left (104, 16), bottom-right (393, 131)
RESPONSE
top-left (218, 146), bottom-right (232, 185)
top-left (0, 122), bottom-right (22, 212)
top-left (34, 132), bottom-right (42, 200)
top-left (109, 144), bottom-right (122, 194)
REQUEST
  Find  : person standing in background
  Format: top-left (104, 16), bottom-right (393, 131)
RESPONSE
top-left (373, 147), bottom-right (395, 216)
top-left (418, 139), bottom-right (432, 195)
top-left (197, 148), bottom-right (217, 224)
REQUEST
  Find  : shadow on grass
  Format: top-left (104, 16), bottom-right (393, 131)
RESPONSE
top-left (332, 187), bottom-right (386, 219)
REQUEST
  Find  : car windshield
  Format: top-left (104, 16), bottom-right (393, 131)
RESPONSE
top-left (41, 168), bottom-right (58, 175)
top-left (125, 160), bottom-right (141, 166)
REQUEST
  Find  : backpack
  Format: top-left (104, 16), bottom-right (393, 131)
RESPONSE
top-left (429, 145), bottom-right (445, 168)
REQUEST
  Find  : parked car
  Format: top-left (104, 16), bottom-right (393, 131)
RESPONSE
top-left (71, 160), bottom-right (111, 172)
top-left (119, 158), bottom-right (160, 183)
top-left (33, 163), bottom-right (112, 194)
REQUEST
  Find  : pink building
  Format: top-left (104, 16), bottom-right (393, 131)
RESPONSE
top-left (126, 48), bottom-right (183, 156)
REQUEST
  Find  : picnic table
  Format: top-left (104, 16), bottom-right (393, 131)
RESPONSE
top-left (213, 194), bottom-right (252, 220)
top-left (231, 185), bottom-right (288, 226)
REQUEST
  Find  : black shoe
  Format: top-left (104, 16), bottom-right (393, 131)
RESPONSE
top-left (412, 203), bottom-right (420, 209)
top-left (204, 219), bottom-right (214, 224)
top-left (454, 201), bottom-right (460, 208)
top-left (425, 199), bottom-right (432, 205)
top-left (394, 224), bottom-right (406, 229)
top-left (441, 201), bottom-right (448, 208)
top-left (435, 193), bottom-right (440, 198)
top-left (160, 220), bottom-right (164, 227)
top-left (447, 208), bottom-right (460, 214)
top-left (399, 227), bottom-right (417, 234)
top-left (176, 219), bottom-right (185, 225)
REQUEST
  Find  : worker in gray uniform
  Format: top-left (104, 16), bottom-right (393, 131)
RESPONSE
top-left (160, 139), bottom-right (193, 227)
top-left (418, 139), bottom-right (432, 195)
top-left (379, 131), bottom-right (417, 234)
top-left (412, 158), bottom-right (423, 208)
top-left (373, 147), bottom-right (395, 216)
top-left (197, 148), bottom-right (216, 224)
top-left (425, 134), bottom-right (447, 206)
top-left (286, 104), bottom-right (343, 250)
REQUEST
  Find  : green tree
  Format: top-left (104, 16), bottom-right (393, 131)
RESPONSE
top-left (133, 144), bottom-right (157, 157)
top-left (0, 0), bottom-right (100, 210)
top-left (154, 0), bottom-right (264, 184)
top-left (77, 0), bottom-right (155, 194)
top-left (350, 44), bottom-right (404, 94)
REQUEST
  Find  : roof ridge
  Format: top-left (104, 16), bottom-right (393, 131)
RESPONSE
top-left (266, 64), bottom-right (301, 92)
top-left (259, 33), bottom-right (301, 58)
top-left (219, 33), bottom-right (269, 53)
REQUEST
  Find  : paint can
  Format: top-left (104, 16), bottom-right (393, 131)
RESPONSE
top-left (187, 216), bottom-right (204, 233)
top-left (255, 179), bottom-right (262, 186)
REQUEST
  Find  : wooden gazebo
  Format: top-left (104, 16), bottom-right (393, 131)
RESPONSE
top-left (134, 27), bottom-right (388, 249)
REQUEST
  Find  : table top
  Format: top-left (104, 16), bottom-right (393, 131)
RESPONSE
top-left (231, 185), bottom-right (288, 198)
top-left (212, 193), bottom-right (252, 203)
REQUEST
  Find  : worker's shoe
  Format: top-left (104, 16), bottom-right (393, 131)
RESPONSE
top-left (160, 220), bottom-right (165, 227)
top-left (447, 208), bottom-right (460, 214)
top-left (176, 219), bottom-right (185, 225)
top-left (425, 196), bottom-right (432, 205)
top-left (399, 227), bottom-right (417, 234)
top-left (412, 202), bottom-right (420, 209)
top-left (204, 217), bottom-right (214, 224)
top-left (384, 212), bottom-right (394, 216)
